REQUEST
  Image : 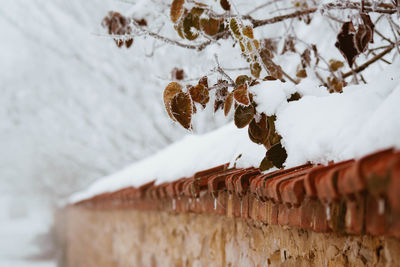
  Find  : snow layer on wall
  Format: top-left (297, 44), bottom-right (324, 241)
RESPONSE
top-left (70, 123), bottom-right (266, 203)
top-left (71, 58), bottom-right (400, 203)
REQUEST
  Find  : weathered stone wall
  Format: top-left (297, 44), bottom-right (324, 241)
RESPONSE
top-left (65, 207), bottom-right (400, 267)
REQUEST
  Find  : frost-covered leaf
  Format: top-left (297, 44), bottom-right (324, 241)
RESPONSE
top-left (354, 24), bottom-right (373, 53)
top-left (248, 113), bottom-right (268, 145)
top-left (265, 116), bottom-right (281, 149)
top-left (301, 49), bottom-right (311, 67)
top-left (224, 92), bottom-right (233, 116)
top-left (198, 76), bottom-right (208, 88)
top-left (220, 0), bottom-right (231, 11)
top-left (189, 84), bottom-right (209, 106)
top-left (200, 17), bottom-right (221, 36)
top-left (242, 26), bottom-right (254, 39)
top-left (171, 91), bottom-right (193, 129)
top-left (296, 68), bottom-right (307, 78)
top-left (164, 82), bottom-right (183, 121)
top-left (329, 59), bottom-right (344, 72)
top-left (171, 68), bottom-right (185, 80)
top-left (281, 36), bottom-right (296, 54)
top-left (235, 75), bottom-right (251, 86)
top-left (287, 92), bottom-right (301, 102)
top-left (183, 13), bottom-right (200, 40)
top-left (360, 13), bottom-right (375, 43)
top-left (229, 18), bottom-right (241, 38)
top-left (233, 84), bottom-right (250, 106)
top-left (125, 38), bottom-right (133, 48)
top-left (335, 22), bottom-right (358, 67)
top-left (170, 0), bottom-right (185, 23)
top-left (234, 104), bottom-right (255, 128)
top-left (266, 142), bottom-right (287, 169)
top-left (214, 81), bottom-right (228, 112)
top-left (250, 62), bottom-right (262, 78)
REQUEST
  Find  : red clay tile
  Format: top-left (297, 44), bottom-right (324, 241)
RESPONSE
top-left (388, 156), bottom-right (400, 213)
top-left (193, 163), bottom-right (229, 179)
top-left (234, 169), bottom-right (260, 197)
top-left (365, 194), bottom-right (386, 236)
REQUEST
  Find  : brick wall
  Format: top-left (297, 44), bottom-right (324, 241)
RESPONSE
top-left (65, 207), bottom-right (400, 267)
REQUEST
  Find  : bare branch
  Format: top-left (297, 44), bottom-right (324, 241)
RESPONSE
top-left (343, 45), bottom-right (395, 78)
top-left (246, 8), bottom-right (317, 28)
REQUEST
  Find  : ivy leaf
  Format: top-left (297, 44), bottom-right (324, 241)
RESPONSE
top-left (224, 92), bottom-right (233, 116)
top-left (220, 0), bottom-right (230, 11)
top-left (189, 84), bottom-right (209, 106)
top-left (266, 142), bottom-right (287, 169)
top-left (170, 0), bottom-right (185, 23)
top-left (164, 82), bottom-right (183, 121)
top-left (234, 104), bottom-right (255, 128)
top-left (233, 84), bottom-right (250, 106)
top-left (171, 92), bottom-right (193, 130)
top-left (335, 21), bottom-right (358, 67)
top-left (248, 114), bottom-right (268, 144)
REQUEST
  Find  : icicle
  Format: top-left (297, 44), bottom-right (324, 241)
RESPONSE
top-left (214, 197), bottom-right (217, 210)
top-left (378, 198), bottom-right (385, 215)
top-left (240, 199), bottom-right (243, 216)
top-left (172, 198), bottom-right (176, 211)
top-left (325, 204), bottom-right (331, 221)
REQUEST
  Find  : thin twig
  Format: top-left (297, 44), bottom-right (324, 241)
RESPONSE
top-left (343, 45), bottom-right (395, 78)
top-left (214, 54), bottom-right (235, 85)
top-left (246, 8), bottom-right (318, 28)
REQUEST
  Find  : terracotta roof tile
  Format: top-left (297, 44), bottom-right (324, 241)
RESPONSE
top-left (74, 148), bottom-right (400, 238)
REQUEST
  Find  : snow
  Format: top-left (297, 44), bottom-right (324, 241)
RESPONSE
top-left (72, 58), bottom-right (400, 203)
top-left (255, 59), bottom-right (400, 167)
top-left (70, 123), bottom-right (266, 203)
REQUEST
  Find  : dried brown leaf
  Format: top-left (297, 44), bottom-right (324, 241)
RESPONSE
top-left (164, 82), bottom-right (183, 121)
top-left (248, 114), bottom-right (268, 144)
top-left (170, 0), bottom-right (185, 23)
top-left (233, 84), bottom-right (250, 106)
top-left (220, 0), bottom-right (231, 11)
top-left (200, 17), bottom-right (221, 36)
top-left (234, 104), bottom-right (255, 128)
top-left (250, 63), bottom-right (262, 78)
top-left (171, 68), bottom-right (185, 80)
top-left (198, 76), bottom-right (208, 88)
top-left (171, 91), bottom-right (193, 129)
top-left (189, 84), bottom-right (209, 106)
top-left (224, 92), bottom-right (234, 116)
top-left (335, 21), bottom-right (358, 67)
top-left (266, 142), bottom-right (287, 169)
top-left (329, 59), bottom-right (344, 72)
top-left (259, 156), bottom-right (274, 171)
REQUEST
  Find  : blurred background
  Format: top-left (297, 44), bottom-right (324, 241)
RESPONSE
top-left (0, 0), bottom-right (230, 265)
